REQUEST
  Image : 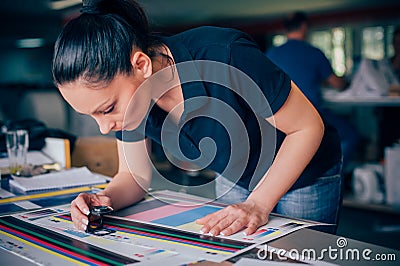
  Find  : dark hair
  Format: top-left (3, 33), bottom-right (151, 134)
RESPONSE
top-left (284, 11), bottom-right (308, 32)
top-left (52, 0), bottom-right (162, 86)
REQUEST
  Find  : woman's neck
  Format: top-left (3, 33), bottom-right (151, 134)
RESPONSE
top-left (152, 45), bottom-right (184, 124)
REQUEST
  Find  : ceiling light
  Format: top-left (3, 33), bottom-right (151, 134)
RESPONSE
top-left (16, 38), bottom-right (45, 49)
top-left (49, 0), bottom-right (81, 10)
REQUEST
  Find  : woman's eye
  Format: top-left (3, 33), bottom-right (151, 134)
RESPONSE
top-left (103, 105), bottom-right (114, 115)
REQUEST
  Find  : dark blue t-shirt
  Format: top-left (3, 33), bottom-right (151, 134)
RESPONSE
top-left (116, 26), bottom-right (341, 191)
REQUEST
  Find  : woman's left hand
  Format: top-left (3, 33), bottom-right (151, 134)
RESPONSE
top-left (196, 199), bottom-right (270, 236)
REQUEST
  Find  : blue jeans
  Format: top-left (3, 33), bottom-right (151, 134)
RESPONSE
top-left (215, 162), bottom-right (343, 234)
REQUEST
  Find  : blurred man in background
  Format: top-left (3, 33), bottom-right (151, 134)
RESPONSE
top-left (266, 11), bottom-right (360, 176)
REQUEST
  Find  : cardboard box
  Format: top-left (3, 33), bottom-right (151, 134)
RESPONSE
top-left (71, 136), bottom-right (118, 177)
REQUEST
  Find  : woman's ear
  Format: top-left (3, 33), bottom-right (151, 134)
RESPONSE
top-left (131, 51), bottom-right (152, 79)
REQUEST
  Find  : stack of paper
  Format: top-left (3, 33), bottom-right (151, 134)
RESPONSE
top-left (10, 167), bottom-right (107, 193)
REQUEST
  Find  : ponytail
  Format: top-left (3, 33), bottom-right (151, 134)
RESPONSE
top-left (52, 0), bottom-right (161, 86)
top-left (82, 0), bottom-right (150, 51)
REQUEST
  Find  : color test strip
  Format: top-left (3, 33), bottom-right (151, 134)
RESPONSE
top-left (126, 202), bottom-right (198, 221)
top-left (57, 215), bottom-right (249, 253)
top-left (152, 205), bottom-right (222, 227)
top-left (0, 216), bottom-right (138, 265)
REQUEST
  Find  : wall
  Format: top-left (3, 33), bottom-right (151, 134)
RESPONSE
top-left (0, 47), bottom-right (53, 84)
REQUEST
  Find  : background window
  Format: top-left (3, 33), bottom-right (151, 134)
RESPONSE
top-left (268, 24), bottom-right (398, 77)
top-left (310, 28), bottom-right (349, 76)
top-left (362, 26), bottom-right (385, 60)
top-left (272, 35), bottom-right (286, 47)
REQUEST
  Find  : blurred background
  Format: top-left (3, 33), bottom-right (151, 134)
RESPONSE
top-left (1, 0), bottom-right (400, 250)
top-left (1, 0), bottom-right (400, 134)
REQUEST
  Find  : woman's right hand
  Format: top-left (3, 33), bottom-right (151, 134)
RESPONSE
top-left (70, 193), bottom-right (112, 231)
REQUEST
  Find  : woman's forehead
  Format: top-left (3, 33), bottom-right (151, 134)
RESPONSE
top-left (59, 74), bottom-right (133, 114)
top-left (59, 82), bottom-right (113, 114)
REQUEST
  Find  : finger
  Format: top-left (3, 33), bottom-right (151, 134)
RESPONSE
top-left (208, 215), bottom-right (236, 236)
top-left (195, 214), bottom-right (210, 225)
top-left (220, 219), bottom-right (247, 236)
top-left (198, 215), bottom-right (215, 234)
top-left (90, 193), bottom-right (111, 207)
top-left (97, 196), bottom-right (112, 209)
top-left (74, 193), bottom-right (91, 216)
top-left (70, 199), bottom-right (89, 231)
top-left (244, 215), bottom-right (269, 236)
top-left (244, 221), bottom-right (260, 236)
top-left (198, 211), bottom-right (228, 234)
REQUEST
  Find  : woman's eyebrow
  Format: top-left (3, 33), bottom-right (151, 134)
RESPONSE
top-left (90, 99), bottom-right (111, 115)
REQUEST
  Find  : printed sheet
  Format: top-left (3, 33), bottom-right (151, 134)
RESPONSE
top-left (0, 190), bottom-right (326, 265)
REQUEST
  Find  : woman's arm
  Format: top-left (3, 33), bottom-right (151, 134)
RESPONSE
top-left (246, 81), bottom-right (324, 215)
top-left (197, 81), bottom-right (324, 236)
top-left (71, 138), bottom-right (152, 231)
top-left (97, 138), bottom-right (153, 210)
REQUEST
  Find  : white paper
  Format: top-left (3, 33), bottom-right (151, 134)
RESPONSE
top-left (9, 167), bottom-right (107, 192)
top-left (0, 191), bottom-right (330, 265)
top-left (0, 188), bottom-right (15, 199)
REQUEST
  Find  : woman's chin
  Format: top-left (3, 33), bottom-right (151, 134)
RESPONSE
top-left (121, 121), bottom-right (141, 131)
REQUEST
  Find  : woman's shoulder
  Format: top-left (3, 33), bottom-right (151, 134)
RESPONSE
top-left (171, 26), bottom-right (252, 48)
top-left (183, 26), bottom-right (243, 35)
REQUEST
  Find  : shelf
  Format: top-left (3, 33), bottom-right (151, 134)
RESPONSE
top-left (343, 193), bottom-right (400, 214)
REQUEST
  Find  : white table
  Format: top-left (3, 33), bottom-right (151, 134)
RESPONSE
top-left (323, 93), bottom-right (400, 107)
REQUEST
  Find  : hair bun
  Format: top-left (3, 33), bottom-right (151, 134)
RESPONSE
top-left (81, 0), bottom-right (102, 14)
top-left (80, 6), bottom-right (101, 14)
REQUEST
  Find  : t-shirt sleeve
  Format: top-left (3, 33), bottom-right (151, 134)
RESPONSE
top-left (229, 37), bottom-right (291, 118)
top-left (316, 48), bottom-right (334, 80)
top-left (115, 130), bottom-right (145, 142)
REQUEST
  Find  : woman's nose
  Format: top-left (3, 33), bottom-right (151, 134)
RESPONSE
top-left (93, 117), bottom-right (113, 135)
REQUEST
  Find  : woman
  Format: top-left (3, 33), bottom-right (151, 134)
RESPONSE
top-left (53, 0), bottom-right (343, 236)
